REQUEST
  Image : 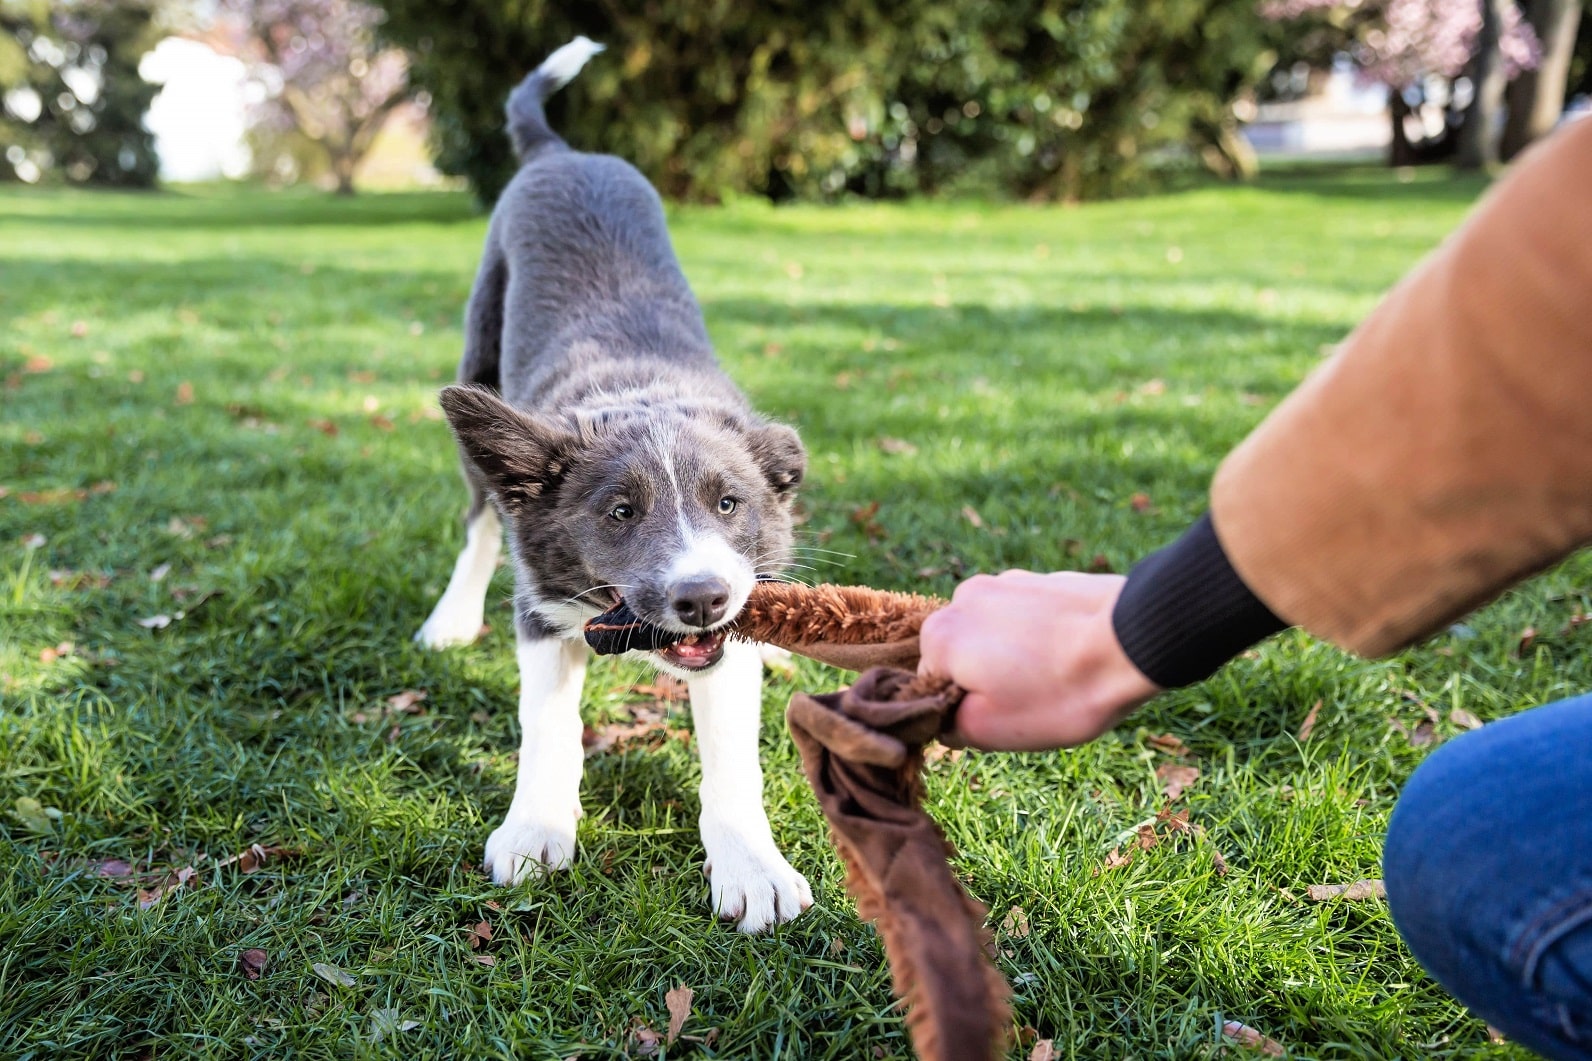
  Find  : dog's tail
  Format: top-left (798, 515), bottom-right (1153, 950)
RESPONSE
top-left (506, 36), bottom-right (605, 163)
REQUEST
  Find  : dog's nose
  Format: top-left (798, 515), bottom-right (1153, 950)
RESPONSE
top-left (670, 576), bottom-right (731, 628)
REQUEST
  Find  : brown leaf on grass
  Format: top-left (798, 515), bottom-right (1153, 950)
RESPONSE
top-left (1221, 1020), bottom-right (1286, 1056)
top-left (1297, 700), bottom-right (1322, 742)
top-left (1088, 553), bottom-right (1114, 573)
top-left (1136, 824), bottom-right (1159, 851)
top-left (665, 984), bottom-right (693, 1045)
top-left (1449, 707), bottom-right (1483, 731)
top-left (1135, 378), bottom-right (1167, 397)
top-left (215, 843), bottom-right (295, 873)
top-left (471, 954), bottom-right (496, 967)
top-left (849, 500), bottom-right (887, 541)
top-left (92, 859), bottom-right (135, 879)
top-left (308, 418), bottom-right (339, 437)
top-left (165, 514), bottom-right (206, 538)
top-left (1516, 626), bottom-right (1539, 656)
top-left (240, 948), bottom-right (269, 981)
top-left (467, 920), bottom-right (492, 949)
top-left (70, 319), bottom-right (89, 338)
top-left (369, 415), bottom-right (395, 432)
top-left (39, 642), bottom-right (74, 664)
top-left (49, 569), bottom-right (113, 590)
top-left (1146, 733), bottom-right (1189, 757)
top-left (1029, 1040), bottom-right (1056, 1061)
top-left (24, 353), bottom-right (54, 373)
top-left (961, 505), bottom-right (985, 529)
top-left (138, 865), bottom-right (197, 909)
top-left (1211, 848), bottom-right (1230, 876)
top-left (385, 689), bottom-right (428, 714)
top-left (1000, 907), bottom-right (1030, 939)
top-left (1306, 879), bottom-right (1385, 902)
top-left (1129, 492), bottom-right (1153, 513)
top-left (175, 381), bottom-right (194, 405)
top-left (632, 1022), bottom-right (663, 1057)
top-left (1409, 719), bottom-right (1436, 747)
top-left (921, 742), bottom-right (964, 767)
top-left (1156, 763), bottom-right (1200, 801)
top-left (624, 675), bottom-right (687, 702)
top-left (876, 436), bottom-right (918, 456)
top-left (1093, 846), bottom-right (1133, 876)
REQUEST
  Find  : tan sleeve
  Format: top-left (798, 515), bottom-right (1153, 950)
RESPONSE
top-left (1211, 119), bottom-right (1592, 657)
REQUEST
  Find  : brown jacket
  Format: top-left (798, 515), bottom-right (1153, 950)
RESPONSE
top-left (1212, 118), bottom-right (1592, 656)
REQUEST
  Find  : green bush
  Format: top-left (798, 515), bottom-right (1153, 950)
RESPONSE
top-left (374, 0), bottom-right (1281, 204)
top-left (0, 0), bottom-right (162, 187)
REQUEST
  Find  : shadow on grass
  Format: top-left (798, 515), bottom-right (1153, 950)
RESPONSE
top-left (0, 186), bottom-right (481, 230)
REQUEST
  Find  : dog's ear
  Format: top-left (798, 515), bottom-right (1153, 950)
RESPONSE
top-left (748, 422), bottom-right (806, 499)
top-left (438, 385), bottom-right (578, 507)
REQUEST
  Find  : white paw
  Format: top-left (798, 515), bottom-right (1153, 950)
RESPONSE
top-left (703, 828), bottom-right (813, 933)
top-left (414, 599), bottom-right (484, 649)
top-left (483, 814), bottom-right (577, 884)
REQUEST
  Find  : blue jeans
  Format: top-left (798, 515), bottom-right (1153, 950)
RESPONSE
top-left (1386, 694), bottom-right (1592, 1059)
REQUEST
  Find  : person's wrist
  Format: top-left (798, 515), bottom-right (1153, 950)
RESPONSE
top-left (1082, 592), bottom-right (1161, 725)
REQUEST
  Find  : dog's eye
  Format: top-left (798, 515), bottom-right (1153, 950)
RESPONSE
top-left (717, 497), bottom-right (738, 515)
top-left (610, 503), bottom-right (635, 522)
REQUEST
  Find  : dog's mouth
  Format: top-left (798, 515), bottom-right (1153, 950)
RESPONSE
top-left (583, 597), bottom-right (729, 669)
top-left (654, 630), bottom-right (726, 670)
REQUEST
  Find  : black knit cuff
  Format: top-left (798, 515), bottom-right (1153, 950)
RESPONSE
top-left (1111, 513), bottom-right (1287, 688)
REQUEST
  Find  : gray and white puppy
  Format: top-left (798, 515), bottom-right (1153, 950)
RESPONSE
top-left (415, 38), bottom-right (812, 932)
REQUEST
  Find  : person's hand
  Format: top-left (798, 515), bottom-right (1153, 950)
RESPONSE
top-left (918, 570), bottom-right (1161, 751)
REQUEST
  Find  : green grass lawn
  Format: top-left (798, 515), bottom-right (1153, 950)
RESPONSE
top-left (3, 169), bottom-right (1584, 1059)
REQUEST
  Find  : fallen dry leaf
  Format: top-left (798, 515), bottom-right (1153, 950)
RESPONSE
top-left (308, 418), bottom-right (339, 437)
top-left (467, 920), bottom-right (492, 949)
top-left (633, 1023), bottom-right (663, 1057)
top-left (1096, 846), bottom-right (1133, 875)
top-left (625, 676), bottom-right (687, 702)
top-left (471, 954), bottom-right (497, 967)
top-left (138, 865), bottom-right (197, 909)
top-left (1516, 626), bottom-right (1539, 656)
top-left (961, 505), bottom-right (985, 529)
top-left (385, 689), bottom-right (428, 714)
top-left (92, 859), bottom-right (135, 879)
top-left (39, 642), bottom-right (74, 664)
top-left (1129, 492), bottom-right (1153, 513)
top-left (1222, 1020), bottom-right (1286, 1056)
top-left (1001, 907), bottom-right (1030, 939)
top-left (1449, 707), bottom-right (1483, 731)
top-left (876, 436), bottom-right (918, 456)
top-left (666, 984), bottom-right (693, 1045)
top-left (370, 414), bottom-right (395, 432)
top-left (1212, 848), bottom-right (1230, 876)
top-left (1408, 719), bottom-right (1436, 747)
top-left (1307, 879), bottom-right (1385, 902)
top-left (215, 843), bottom-right (295, 873)
top-left (1146, 733), bottom-right (1189, 757)
top-left (313, 962), bottom-right (357, 988)
top-left (240, 948), bottom-right (268, 981)
top-left (368, 1007), bottom-right (421, 1041)
top-left (849, 500), bottom-right (887, 541)
top-left (1297, 700), bottom-right (1322, 742)
top-left (1136, 824), bottom-right (1159, 851)
top-left (175, 381), bottom-right (194, 405)
top-left (1156, 763), bottom-right (1200, 801)
top-left (1029, 1039), bottom-right (1056, 1061)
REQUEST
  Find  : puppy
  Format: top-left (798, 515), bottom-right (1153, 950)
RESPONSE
top-left (415, 38), bottom-right (812, 933)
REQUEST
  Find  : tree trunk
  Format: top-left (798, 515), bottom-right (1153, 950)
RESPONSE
top-left (1389, 87), bottom-right (1414, 166)
top-left (1457, 0), bottom-right (1510, 170)
top-left (332, 153), bottom-right (357, 196)
top-left (1501, 0), bottom-right (1583, 159)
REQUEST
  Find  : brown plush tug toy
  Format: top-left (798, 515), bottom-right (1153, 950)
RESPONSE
top-left (586, 582), bottom-right (1011, 1061)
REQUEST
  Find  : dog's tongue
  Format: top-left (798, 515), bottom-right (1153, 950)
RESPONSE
top-left (668, 635), bottom-right (719, 660)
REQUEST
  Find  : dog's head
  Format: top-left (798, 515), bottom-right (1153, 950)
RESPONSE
top-left (439, 385), bottom-right (805, 671)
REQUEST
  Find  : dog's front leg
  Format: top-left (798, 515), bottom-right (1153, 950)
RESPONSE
top-left (688, 638), bottom-right (813, 932)
top-left (483, 627), bottom-right (588, 883)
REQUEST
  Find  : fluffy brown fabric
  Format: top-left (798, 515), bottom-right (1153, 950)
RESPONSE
top-left (788, 668), bottom-right (1010, 1061)
top-left (729, 581), bottom-right (942, 672)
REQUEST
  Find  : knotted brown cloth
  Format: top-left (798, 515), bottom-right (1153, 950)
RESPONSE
top-left (586, 583), bottom-right (1012, 1061)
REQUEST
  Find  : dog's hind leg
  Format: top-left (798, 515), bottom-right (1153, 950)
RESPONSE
top-left (415, 483), bottom-right (501, 648)
top-left (416, 240), bottom-right (509, 649)
top-left (689, 639), bottom-right (813, 932)
top-left (483, 622), bottom-right (588, 883)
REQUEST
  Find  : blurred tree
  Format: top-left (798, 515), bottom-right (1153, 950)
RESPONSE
top-left (0, 0), bottom-right (162, 186)
top-left (371, 0), bottom-right (1282, 205)
top-left (1262, 0), bottom-right (1539, 166)
top-left (220, 0), bottom-right (410, 195)
top-left (1500, 0), bottom-right (1581, 158)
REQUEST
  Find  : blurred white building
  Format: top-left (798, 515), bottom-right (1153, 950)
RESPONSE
top-left (139, 36), bottom-right (252, 182)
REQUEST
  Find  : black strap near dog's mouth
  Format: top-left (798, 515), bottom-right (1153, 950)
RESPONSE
top-left (584, 599), bottom-right (678, 654)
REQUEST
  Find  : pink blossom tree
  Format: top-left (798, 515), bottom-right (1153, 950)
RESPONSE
top-left (1262, 0), bottom-right (1539, 165)
top-left (221, 0), bottom-right (409, 194)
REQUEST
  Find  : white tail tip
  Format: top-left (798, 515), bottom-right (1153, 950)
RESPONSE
top-left (538, 36), bottom-right (605, 90)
